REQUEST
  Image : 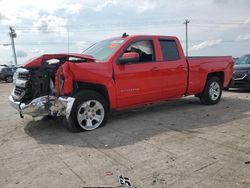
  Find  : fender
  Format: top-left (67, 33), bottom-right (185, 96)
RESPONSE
top-left (56, 62), bottom-right (117, 109)
top-left (55, 62), bottom-right (74, 96)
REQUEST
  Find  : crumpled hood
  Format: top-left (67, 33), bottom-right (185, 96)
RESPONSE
top-left (23, 53), bottom-right (95, 68)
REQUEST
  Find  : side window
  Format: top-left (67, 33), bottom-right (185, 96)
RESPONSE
top-left (125, 40), bottom-right (155, 63)
top-left (159, 40), bottom-right (180, 61)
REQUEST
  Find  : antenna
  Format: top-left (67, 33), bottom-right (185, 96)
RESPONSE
top-left (122, 33), bottom-right (129, 38)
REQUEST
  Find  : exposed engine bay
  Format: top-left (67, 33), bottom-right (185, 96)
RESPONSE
top-left (10, 54), bottom-right (95, 118)
top-left (18, 61), bottom-right (58, 101)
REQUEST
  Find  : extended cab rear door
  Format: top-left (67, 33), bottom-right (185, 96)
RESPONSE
top-left (158, 38), bottom-right (188, 98)
top-left (113, 37), bottom-right (162, 108)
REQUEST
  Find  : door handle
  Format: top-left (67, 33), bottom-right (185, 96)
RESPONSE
top-left (177, 65), bottom-right (185, 68)
top-left (151, 67), bottom-right (159, 71)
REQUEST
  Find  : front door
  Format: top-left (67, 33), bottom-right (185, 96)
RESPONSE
top-left (114, 39), bottom-right (162, 108)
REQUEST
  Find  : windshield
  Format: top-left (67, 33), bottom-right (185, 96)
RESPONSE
top-left (236, 55), bottom-right (250, 65)
top-left (83, 39), bottom-right (124, 61)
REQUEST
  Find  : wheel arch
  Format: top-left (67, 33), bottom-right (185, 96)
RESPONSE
top-left (73, 81), bottom-right (110, 109)
top-left (196, 71), bottom-right (224, 96)
top-left (206, 71), bottom-right (224, 85)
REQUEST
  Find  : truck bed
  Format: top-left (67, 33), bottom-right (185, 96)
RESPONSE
top-left (186, 56), bottom-right (234, 95)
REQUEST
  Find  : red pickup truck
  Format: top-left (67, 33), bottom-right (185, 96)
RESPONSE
top-left (9, 34), bottom-right (234, 132)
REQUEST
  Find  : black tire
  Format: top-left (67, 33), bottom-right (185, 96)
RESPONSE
top-left (64, 90), bottom-right (109, 132)
top-left (5, 75), bottom-right (13, 83)
top-left (199, 77), bottom-right (222, 105)
top-left (224, 79), bottom-right (232, 91)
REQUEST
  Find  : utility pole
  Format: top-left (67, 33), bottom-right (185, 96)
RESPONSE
top-left (67, 26), bottom-right (70, 54)
top-left (9, 26), bottom-right (17, 66)
top-left (184, 19), bottom-right (190, 57)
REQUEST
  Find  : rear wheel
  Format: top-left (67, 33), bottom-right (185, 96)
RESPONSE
top-left (5, 75), bottom-right (13, 83)
top-left (199, 77), bottom-right (222, 105)
top-left (64, 90), bottom-right (108, 132)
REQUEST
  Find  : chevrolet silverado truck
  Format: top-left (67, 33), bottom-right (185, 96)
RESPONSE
top-left (9, 35), bottom-right (234, 132)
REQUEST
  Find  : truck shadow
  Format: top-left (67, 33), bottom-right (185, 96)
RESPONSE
top-left (24, 96), bottom-right (250, 149)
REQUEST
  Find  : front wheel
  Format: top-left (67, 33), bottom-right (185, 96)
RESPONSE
top-left (64, 90), bottom-right (108, 132)
top-left (199, 77), bottom-right (222, 105)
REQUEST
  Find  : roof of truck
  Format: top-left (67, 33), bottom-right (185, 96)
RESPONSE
top-left (109, 34), bottom-right (178, 41)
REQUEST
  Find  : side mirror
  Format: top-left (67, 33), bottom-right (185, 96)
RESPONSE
top-left (118, 52), bottom-right (139, 64)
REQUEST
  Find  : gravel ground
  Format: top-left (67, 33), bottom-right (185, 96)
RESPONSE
top-left (0, 82), bottom-right (250, 188)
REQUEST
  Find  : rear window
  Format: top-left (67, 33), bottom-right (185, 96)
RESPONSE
top-left (159, 40), bottom-right (180, 61)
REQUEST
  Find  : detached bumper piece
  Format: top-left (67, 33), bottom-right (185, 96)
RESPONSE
top-left (9, 95), bottom-right (75, 119)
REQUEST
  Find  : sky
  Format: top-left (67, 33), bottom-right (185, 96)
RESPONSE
top-left (0, 0), bottom-right (250, 65)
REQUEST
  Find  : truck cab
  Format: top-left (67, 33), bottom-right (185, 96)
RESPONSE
top-left (111, 35), bottom-right (188, 107)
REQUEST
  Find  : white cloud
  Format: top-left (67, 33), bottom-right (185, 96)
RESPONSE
top-left (31, 49), bottom-right (44, 54)
top-left (0, 45), bottom-right (11, 50)
top-left (190, 39), bottom-right (222, 51)
top-left (136, 1), bottom-right (157, 13)
top-left (33, 14), bottom-right (67, 36)
top-left (236, 34), bottom-right (250, 41)
top-left (243, 19), bottom-right (250, 24)
top-left (94, 0), bottom-right (117, 12)
top-left (93, 0), bottom-right (156, 13)
top-left (76, 41), bottom-right (89, 46)
top-left (65, 3), bottom-right (82, 14)
top-left (0, 0), bottom-right (85, 24)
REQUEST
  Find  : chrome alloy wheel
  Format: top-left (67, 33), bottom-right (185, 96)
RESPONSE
top-left (77, 100), bottom-right (105, 130)
top-left (209, 81), bottom-right (220, 101)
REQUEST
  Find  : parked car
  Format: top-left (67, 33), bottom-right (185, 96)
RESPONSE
top-left (226, 54), bottom-right (250, 89)
top-left (9, 34), bottom-right (234, 132)
top-left (0, 66), bottom-right (16, 83)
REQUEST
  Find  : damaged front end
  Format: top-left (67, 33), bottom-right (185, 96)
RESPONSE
top-left (9, 53), bottom-right (94, 119)
top-left (9, 95), bottom-right (75, 119)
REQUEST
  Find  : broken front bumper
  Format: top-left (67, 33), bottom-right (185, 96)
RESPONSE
top-left (9, 95), bottom-right (75, 119)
